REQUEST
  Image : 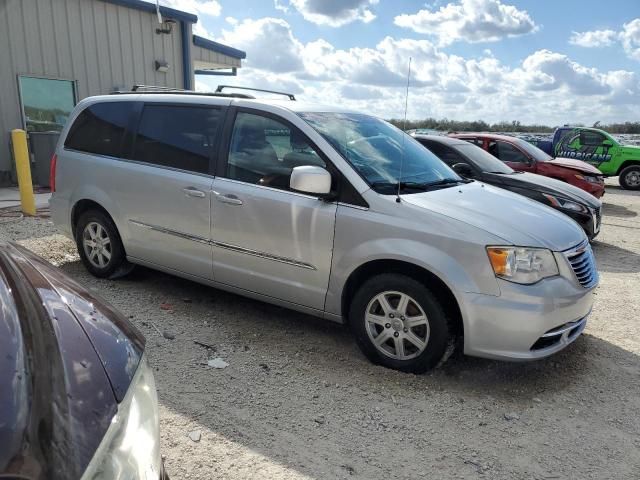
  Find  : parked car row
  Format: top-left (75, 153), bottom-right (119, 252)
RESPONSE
top-left (449, 133), bottom-right (605, 199)
top-left (411, 134), bottom-right (603, 240)
top-left (527, 126), bottom-right (640, 190)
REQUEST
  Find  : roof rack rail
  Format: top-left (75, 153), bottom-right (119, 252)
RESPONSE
top-left (110, 85), bottom-right (255, 99)
top-left (132, 85), bottom-right (186, 92)
top-left (215, 85), bottom-right (296, 101)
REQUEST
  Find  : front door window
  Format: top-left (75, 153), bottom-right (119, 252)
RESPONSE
top-left (227, 112), bottom-right (326, 190)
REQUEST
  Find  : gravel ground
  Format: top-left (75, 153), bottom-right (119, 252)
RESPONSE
top-left (1, 179), bottom-right (639, 479)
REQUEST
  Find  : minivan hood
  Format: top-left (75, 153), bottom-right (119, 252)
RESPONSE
top-left (402, 181), bottom-right (585, 251)
top-left (499, 172), bottom-right (601, 208)
top-left (548, 157), bottom-right (602, 174)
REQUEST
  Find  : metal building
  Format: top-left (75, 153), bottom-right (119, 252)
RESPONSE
top-left (0, 0), bottom-right (246, 185)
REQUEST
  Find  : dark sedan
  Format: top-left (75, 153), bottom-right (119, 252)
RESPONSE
top-left (413, 135), bottom-right (603, 240)
top-left (0, 242), bottom-right (165, 479)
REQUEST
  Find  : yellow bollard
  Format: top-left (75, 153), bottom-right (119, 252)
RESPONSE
top-left (11, 129), bottom-right (36, 216)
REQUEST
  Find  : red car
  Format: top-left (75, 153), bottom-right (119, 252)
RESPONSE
top-left (450, 133), bottom-right (605, 198)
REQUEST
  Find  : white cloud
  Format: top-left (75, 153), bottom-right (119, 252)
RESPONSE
top-left (569, 29), bottom-right (617, 47)
top-left (192, 22), bottom-right (213, 39)
top-left (569, 18), bottom-right (640, 62)
top-left (515, 50), bottom-right (610, 96)
top-left (206, 16), bottom-right (640, 125)
top-left (394, 0), bottom-right (538, 46)
top-left (160, 0), bottom-right (221, 16)
top-left (340, 84), bottom-right (384, 100)
top-left (275, 0), bottom-right (378, 27)
top-left (158, 0), bottom-right (221, 39)
top-left (219, 17), bottom-right (304, 72)
top-left (620, 18), bottom-right (640, 61)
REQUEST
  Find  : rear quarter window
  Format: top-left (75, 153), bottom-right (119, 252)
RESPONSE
top-left (64, 102), bottom-right (134, 157)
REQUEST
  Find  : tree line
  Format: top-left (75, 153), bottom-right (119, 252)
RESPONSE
top-left (387, 118), bottom-right (640, 134)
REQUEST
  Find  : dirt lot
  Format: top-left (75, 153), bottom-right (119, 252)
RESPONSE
top-left (1, 179), bottom-right (639, 480)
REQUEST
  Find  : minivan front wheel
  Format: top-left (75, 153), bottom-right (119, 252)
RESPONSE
top-left (75, 210), bottom-right (130, 278)
top-left (349, 274), bottom-right (452, 373)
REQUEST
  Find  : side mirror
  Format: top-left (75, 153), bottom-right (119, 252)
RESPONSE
top-left (451, 163), bottom-right (474, 177)
top-left (290, 165), bottom-right (332, 196)
top-left (602, 139), bottom-right (613, 147)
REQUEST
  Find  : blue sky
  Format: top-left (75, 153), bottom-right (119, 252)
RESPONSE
top-left (164, 0), bottom-right (640, 124)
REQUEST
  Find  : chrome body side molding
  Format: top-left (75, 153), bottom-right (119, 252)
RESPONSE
top-left (128, 219), bottom-right (317, 271)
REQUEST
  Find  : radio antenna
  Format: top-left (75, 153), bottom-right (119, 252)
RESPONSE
top-left (396, 57), bottom-right (412, 203)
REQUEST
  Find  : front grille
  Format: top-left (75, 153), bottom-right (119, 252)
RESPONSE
top-left (593, 206), bottom-right (602, 233)
top-left (565, 240), bottom-right (598, 289)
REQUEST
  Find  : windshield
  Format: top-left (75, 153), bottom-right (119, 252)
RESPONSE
top-left (455, 144), bottom-right (514, 174)
top-left (511, 137), bottom-right (553, 162)
top-left (299, 112), bottom-right (461, 194)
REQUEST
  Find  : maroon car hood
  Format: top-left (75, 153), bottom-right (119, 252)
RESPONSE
top-left (548, 157), bottom-right (602, 174)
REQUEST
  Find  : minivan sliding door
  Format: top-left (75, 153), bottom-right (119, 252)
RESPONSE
top-left (121, 102), bottom-right (226, 279)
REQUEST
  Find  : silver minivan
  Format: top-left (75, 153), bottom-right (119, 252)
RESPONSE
top-left (50, 90), bottom-right (597, 372)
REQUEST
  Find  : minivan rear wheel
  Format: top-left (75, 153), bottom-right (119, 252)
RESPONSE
top-left (75, 210), bottom-right (131, 278)
top-left (349, 274), bottom-right (452, 373)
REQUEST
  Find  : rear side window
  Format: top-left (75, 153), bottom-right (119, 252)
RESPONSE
top-left (65, 102), bottom-right (133, 157)
top-left (131, 105), bottom-right (221, 174)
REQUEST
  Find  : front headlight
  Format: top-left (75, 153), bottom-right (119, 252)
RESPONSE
top-left (542, 193), bottom-right (588, 213)
top-left (575, 174), bottom-right (602, 184)
top-left (81, 355), bottom-right (162, 480)
top-left (487, 246), bottom-right (559, 284)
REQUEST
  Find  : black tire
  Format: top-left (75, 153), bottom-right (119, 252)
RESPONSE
top-left (619, 165), bottom-right (640, 190)
top-left (75, 209), bottom-right (131, 278)
top-left (349, 273), bottom-right (452, 373)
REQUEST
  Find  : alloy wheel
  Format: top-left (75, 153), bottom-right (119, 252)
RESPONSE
top-left (365, 291), bottom-right (430, 360)
top-left (82, 221), bottom-right (112, 268)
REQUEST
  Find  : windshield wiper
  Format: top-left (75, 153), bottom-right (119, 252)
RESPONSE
top-left (419, 178), bottom-right (467, 188)
top-left (371, 178), bottom-right (466, 191)
top-left (371, 181), bottom-right (428, 190)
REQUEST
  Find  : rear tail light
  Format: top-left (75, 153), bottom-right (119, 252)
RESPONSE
top-left (50, 153), bottom-right (57, 192)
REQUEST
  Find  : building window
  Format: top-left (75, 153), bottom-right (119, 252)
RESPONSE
top-left (18, 76), bottom-right (76, 132)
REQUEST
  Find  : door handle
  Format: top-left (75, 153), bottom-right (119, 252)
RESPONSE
top-left (183, 187), bottom-right (206, 198)
top-left (216, 194), bottom-right (243, 206)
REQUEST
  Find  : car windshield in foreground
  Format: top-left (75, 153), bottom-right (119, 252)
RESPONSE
top-left (299, 112), bottom-right (462, 194)
top-left (511, 137), bottom-right (553, 162)
top-left (455, 144), bottom-right (514, 174)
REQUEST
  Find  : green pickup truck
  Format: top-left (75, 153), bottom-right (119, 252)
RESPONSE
top-left (534, 127), bottom-right (640, 190)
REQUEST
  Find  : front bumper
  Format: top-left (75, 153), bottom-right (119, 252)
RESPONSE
top-left (460, 259), bottom-right (596, 361)
top-left (575, 179), bottom-right (605, 199)
top-left (562, 206), bottom-right (602, 241)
